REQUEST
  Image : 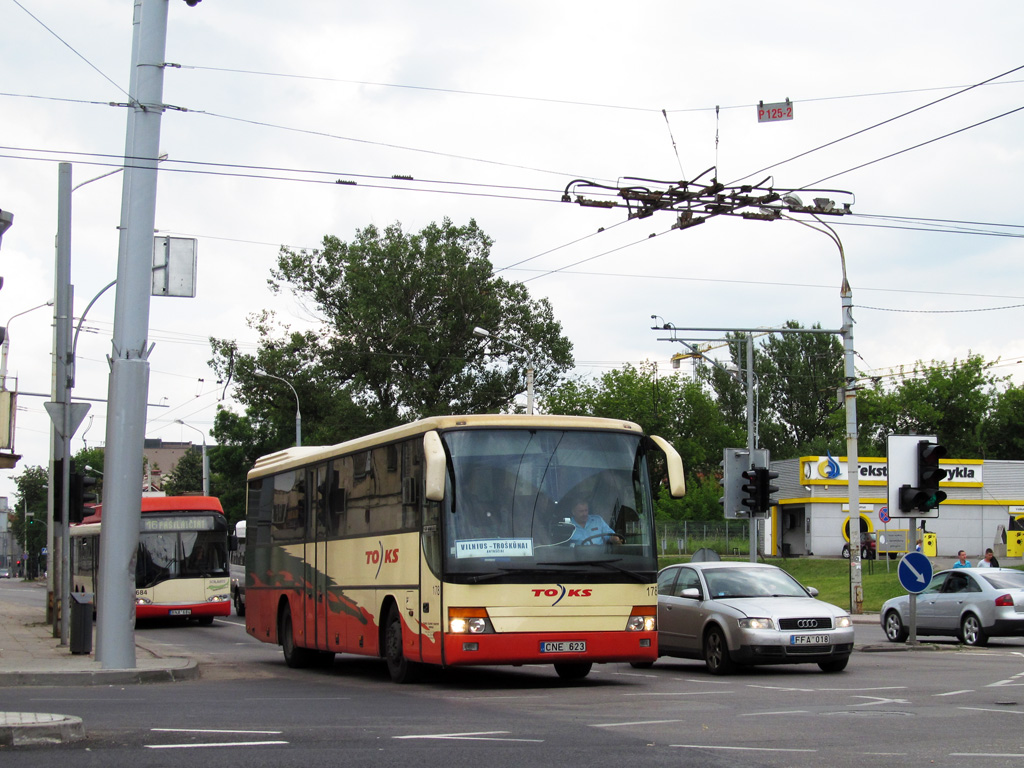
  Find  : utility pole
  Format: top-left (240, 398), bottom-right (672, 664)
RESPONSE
top-left (96, 0), bottom-right (170, 670)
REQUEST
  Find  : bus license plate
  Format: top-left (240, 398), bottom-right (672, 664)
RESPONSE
top-left (540, 641), bottom-right (586, 653)
top-left (790, 634), bottom-right (829, 645)
top-left (169, 609), bottom-right (192, 616)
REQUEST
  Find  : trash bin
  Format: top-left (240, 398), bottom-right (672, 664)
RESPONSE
top-left (70, 592), bottom-right (93, 655)
top-left (1008, 531), bottom-right (1024, 558)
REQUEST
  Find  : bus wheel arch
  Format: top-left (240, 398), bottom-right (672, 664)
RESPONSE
top-left (381, 600), bottom-right (421, 684)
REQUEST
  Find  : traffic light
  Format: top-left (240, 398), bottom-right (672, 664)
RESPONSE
top-left (898, 439), bottom-right (947, 513)
top-left (69, 471), bottom-right (98, 524)
top-left (719, 448), bottom-right (750, 519)
top-left (741, 469), bottom-right (760, 515)
top-left (757, 468), bottom-right (780, 513)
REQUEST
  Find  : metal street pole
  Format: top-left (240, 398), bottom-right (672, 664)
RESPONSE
top-left (97, 0), bottom-right (169, 669)
top-left (176, 419), bottom-right (209, 496)
top-left (784, 213), bottom-right (862, 614)
top-left (254, 371), bottom-right (301, 446)
top-left (473, 327), bottom-right (535, 414)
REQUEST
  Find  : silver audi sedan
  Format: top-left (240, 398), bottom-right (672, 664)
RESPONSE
top-left (881, 567), bottom-right (1024, 646)
top-left (644, 561), bottom-right (854, 675)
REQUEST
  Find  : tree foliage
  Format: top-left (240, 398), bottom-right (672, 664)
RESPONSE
top-left (162, 447), bottom-right (205, 497)
top-left (207, 218), bottom-right (575, 519)
top-left (10, 465), bottom-right (48, 577)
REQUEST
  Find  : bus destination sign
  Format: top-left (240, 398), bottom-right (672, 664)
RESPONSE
top-left (143, 515), bottom-right (216, 532)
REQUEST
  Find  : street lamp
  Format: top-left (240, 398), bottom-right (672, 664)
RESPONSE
top-left (254, 370), bottom-right (301, 446)
top-left (782, 209), bottom-right (862, 614)
top-left (0, 209), bottom-right (12, 249)
top-left (175, 419), bottom-right (209, 496)
top-left (1, 301), bottom-right (55, 390)
top-left (473, 327), bottom-right (535, 414)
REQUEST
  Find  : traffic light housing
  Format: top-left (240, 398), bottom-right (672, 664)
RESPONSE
top-left (741, 469), bottom-right (760, 514)
top-left (719, 448), bottom-right (750, 519)
top-left (898, 439), bottom-right (947, 513)
top-left (69, 471), bottom-right (98, 524)
top-left (757, 468), bottom-right (780, 513)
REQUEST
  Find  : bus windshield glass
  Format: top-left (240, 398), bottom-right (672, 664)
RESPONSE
top-left (441, 428), bottom-right (658, 582)
top-left (137, 522), bottom-right (229, 587)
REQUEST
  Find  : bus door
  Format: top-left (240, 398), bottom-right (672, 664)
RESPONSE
top-left (304, 464), bottom-right (331, 651)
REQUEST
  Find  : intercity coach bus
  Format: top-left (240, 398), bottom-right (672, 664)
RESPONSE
top-left (71, 495), bottom-right (234, 623)
top-left (243, 414), bottom-right (685, 682)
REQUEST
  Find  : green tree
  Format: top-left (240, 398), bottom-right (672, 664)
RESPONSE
top-left (857, 356), bottom-right (999, 459)
top-left (11, 465), bottom-right (48, 578)
top-left (162, 447), bottom-right (205, 497)
top-left (208, 218), bottom-right (574, 516)
top-left (542, 362), bottom-right (739, 520)
top-left (982, 384), bottom-right (1024, 460)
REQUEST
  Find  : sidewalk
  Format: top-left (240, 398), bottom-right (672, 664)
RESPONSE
top-left (0, 580), bottom-right (198, 746)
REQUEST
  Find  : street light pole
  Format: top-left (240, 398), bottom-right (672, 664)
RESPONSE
top-left (784, 212), bottom-right (862, 614)
top-left (473, 327), bottom-right (535, 414)
top-left (0, 302), bottom-right (54, 390)
top-left (254, 371), bottom-right (301, 446)
top-left (175, 420), bottom-right (209, 496)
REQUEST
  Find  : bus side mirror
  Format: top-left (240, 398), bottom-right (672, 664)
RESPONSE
top-left (228, 532), bottom-right (239, 552)
top-left (423, 430), bottom-right (446, 502)
top-left (648, 435), bottom-right (686, 498)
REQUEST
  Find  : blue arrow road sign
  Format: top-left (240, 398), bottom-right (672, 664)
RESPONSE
top-left (898, 551), bottom-right (933, 594)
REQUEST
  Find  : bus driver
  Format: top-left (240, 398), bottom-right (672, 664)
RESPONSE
top-left (568, 500), bottom-right (623, 547)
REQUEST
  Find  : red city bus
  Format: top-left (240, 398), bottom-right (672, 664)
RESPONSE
top-left (71, 495), bottom-right (233, 623)
top-left (243, 414), bottom-right (685, 682)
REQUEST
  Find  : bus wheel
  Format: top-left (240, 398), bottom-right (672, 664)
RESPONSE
top-left (554, 662), bottom-right (592, 680)
top-left (234, 591), bottom-right (246, 617)
top-left (384, 606), bottom-right (420, 684)
top-left (281, 610), bottom-right (315, 669)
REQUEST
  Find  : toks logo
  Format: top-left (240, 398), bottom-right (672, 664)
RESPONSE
top-left (532, 585), bottom-right (593, 606)
top-left (365, 540), bottom-right (399, 579)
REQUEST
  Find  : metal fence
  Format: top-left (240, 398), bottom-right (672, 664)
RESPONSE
top-left (656, 520), bottom-right (758, 557)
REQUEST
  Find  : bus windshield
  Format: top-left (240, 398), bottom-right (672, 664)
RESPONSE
top-left (137, 527), bottom-right (229, 587)
top-left (441, 428), bottom-right (658, 582)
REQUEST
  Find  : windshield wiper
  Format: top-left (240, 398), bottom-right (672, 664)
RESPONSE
top-left (463, 568), bottom-right (520, 584)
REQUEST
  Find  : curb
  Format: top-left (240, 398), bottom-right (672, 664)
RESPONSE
top-left (0, 658), bottom-right (200, 688)
top-left (0, 713), bottom-right (85, 747)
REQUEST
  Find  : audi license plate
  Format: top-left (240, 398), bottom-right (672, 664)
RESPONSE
top-left (790, 634), bottom-right (829, 645)
top-left (540, 641), bottom-right (586, 653)
top-left (169, 609), bottom-right (192, 616)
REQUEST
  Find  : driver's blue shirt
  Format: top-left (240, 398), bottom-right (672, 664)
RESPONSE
top-left (569, 515), bottom-right (616, 546)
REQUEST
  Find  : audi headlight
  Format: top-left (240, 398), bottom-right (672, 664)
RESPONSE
top-left (737, 617), bottom-right (775, 630)
top-left (835, 615), bottom-right (852, 628)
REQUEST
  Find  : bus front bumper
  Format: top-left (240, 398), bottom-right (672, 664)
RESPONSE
top-left (443, 630), bottom-right (657, 666)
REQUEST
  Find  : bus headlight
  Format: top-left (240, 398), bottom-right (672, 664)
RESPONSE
top-left (448, 607), bottom-right (493, 634)
top-left (136, 597), bottom-right (152, 605)
top-left (627, 607), bottom-right (656, 632)
top-left (207, 594), bottom-right (230, 603)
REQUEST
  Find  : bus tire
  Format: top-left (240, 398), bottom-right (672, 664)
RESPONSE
top-left (554, 662), bottom-right (592, 680)
top-left (281, 609), bottom-right (316, 669)
top-left (383, 605), bottom-right (420, 684)
top-left (234, 590), bottom-right (246, 617)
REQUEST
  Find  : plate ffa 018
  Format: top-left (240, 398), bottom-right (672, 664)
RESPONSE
top-left (790, 634), bottom-right (829, 645)
top-left (540, 641), bottom-right (586, 653)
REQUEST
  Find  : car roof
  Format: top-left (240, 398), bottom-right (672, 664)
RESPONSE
top-left (661, 561), bottom-right (781, 572)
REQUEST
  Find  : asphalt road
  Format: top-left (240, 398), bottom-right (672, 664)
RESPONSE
top-left (3, 602), bottom-right (1024, 767)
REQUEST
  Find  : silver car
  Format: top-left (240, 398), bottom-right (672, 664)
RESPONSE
top-left (881, 567), bottom-right (1024, 646)
top-left (647, 561), bottom-right (854, 674)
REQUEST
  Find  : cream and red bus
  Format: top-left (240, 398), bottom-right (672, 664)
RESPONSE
top-left (244, 414), bottom-right (685, 682)
top-left (71, 495), bottom-right (233, 623)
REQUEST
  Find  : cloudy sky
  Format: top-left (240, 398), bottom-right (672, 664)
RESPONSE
top-left (1, 1), bottom-right (1022, 504)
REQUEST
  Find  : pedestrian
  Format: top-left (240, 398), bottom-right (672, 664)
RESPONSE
top-left (953, 549), bottom-right (971, 568)
top-left (977, 548), bottom-right (1000, 568)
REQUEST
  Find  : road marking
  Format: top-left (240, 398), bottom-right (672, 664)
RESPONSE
top-left (671, 744), bottom-right (816, 753)
top-left (934, 690), bottom-right (973, 696)
top-left (625, 691), bottom-right (731, 697)
top-left (591, 719), bottom-right (683, 728)
top-left (151, 728), bottom-right (283, 734)
top-left (394, 731), bottom-right (543, 742)
top-left (959, 707), bottom-right (1024, 715)
top-left (851, 695), bottom-right (909, 706)
top-left (146, 741), bottom-right (288, 749)
top-left (738, 710), bottom-right (808, 717)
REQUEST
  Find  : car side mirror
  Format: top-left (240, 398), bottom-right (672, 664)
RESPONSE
top-left (680, 587), bottom-right (701, 599)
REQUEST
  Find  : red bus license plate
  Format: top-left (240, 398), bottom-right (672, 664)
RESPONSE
top-left (169, 609), bottom-right (192, 616)
top-left (540, 641), bottom-right (586, 653)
